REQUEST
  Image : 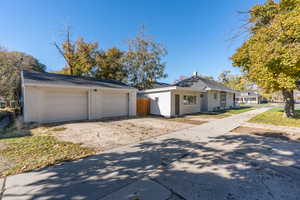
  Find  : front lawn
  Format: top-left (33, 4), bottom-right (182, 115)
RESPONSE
top-left (249, 108), bottom-right (300, 128)
top-left (0, 122), bottom-right (95, 177)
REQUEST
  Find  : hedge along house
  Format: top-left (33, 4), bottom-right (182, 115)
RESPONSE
top-left (139, 73), bottom-right (236, 117)
top-left (21, 70), bottom-right (137, 123)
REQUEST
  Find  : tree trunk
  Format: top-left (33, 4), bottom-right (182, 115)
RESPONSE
top-left (282, 89), bottom-right (295, 118)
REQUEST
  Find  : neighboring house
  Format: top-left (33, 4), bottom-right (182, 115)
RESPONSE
top-left (269, 90), bottom-right (299, 103)
top-left (235, 90), bottom-right (267, 104)
top-left (139, 73), bottom-right (236, 117)
top-left (294, 90), bottom-right (300, 104)
top-left (21, 70), bottom-right (137, 123)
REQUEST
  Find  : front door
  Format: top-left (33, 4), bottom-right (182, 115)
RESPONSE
top-left (233, 93), bottom-right (236, 106)
top-left (175, 94), bottom-right (180, 115)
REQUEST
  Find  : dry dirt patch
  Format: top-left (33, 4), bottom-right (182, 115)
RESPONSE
top-left (51, 118), bottom-right (195, 151)
top-left (231, 126), bottom-right (300, 141)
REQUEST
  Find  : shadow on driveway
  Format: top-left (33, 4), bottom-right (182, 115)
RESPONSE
top-left (4, 133), bottom-right (300, 200)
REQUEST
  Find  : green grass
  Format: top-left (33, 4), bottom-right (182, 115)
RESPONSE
top-left (0, 122), bottom-right (95, 177)
top-left (249, 108), bottom-right (300, 128)
top-left (223, 107), bottom-right (255, 114)
top-left (191, 106), bottom-right (255, 118)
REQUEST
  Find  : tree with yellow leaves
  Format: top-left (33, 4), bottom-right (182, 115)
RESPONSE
top-left (231, 0), bottom-right (300, 117)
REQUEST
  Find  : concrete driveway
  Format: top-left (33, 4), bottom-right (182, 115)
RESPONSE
top-left (2, 107), bottom-right (300, 200)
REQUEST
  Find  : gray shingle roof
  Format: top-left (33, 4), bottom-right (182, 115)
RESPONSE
top-left (174, 75), bottom-right (234, 92)
top-left (22, 70), bottom-right (133, 89)
top-left (150, 82), bottom-right (172, 89)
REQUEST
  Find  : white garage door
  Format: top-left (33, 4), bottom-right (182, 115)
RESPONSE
top-left (101, 92), bottom-right (129, 118)
top-left (42, 89), bottom-right (88, 123)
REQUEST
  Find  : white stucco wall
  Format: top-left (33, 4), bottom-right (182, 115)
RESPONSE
top-left (207, 91), bottom-right (220, 111)
top-left (205, 91), bottom-right (235, 111)
top-left (128, 91), bottom-right (137, 116)
top-left (143, 91), bottom-right (172, 117)
top-left (170, 90), bottom-right (202, 116)
top-left (23, 86), bottom-right (44, 122)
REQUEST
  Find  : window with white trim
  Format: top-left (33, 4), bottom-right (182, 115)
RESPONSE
top-left (183, 95), bottom-right (197, 105)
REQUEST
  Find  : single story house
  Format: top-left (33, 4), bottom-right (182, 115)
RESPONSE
top-left (294, 90), bottom-right (300, 104)
top-left (21, 70), bottom-right (137, 123)
top-left (235, 90), bottom-right (267, 104)
top-left (139, 73), bottom-right (236, 117)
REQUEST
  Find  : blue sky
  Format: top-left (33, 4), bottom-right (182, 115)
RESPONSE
top-left (0, 0), bottom-right (265, 83)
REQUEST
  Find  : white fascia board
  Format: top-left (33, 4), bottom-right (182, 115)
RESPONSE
top-left (139, 86), bottom-right (205, 94)
top-left (139, 86), bottom-right (177, 93)
top-left (23, 83), bottom-right (138, 92)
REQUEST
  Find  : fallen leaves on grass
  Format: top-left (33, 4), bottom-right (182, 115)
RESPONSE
top-left (0, 135), bottom-right (95, 177)
top-left (249, 108), bottom-right (300, 128)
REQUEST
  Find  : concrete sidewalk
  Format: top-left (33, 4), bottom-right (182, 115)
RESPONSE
top-left (3, 107), bottom-right (289, 200)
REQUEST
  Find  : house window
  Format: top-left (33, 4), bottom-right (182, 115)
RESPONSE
top-left (155, 97), bottom-right (159, 102)
top-left (200, 94), bottom-right (204, 98)
top-left (214, 93), bottom-right (218, 100)
top-left (183, 95), bottom-right (197, 105)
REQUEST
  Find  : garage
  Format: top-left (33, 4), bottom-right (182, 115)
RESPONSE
top-left (42, 88), bottom-right (88, 122)
top-left (22, 70), bottom-right (137, 123)
top-left (101, 91), bottom-right (129, 118)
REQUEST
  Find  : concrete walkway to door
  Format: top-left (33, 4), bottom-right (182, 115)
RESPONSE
top-left (3, 107), bottom-right (300, 200)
